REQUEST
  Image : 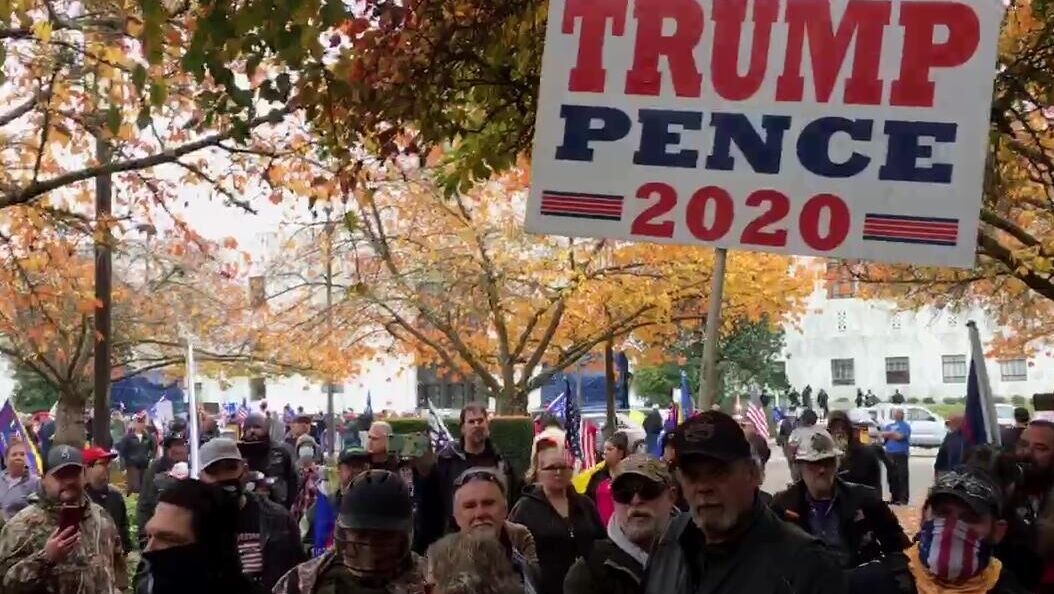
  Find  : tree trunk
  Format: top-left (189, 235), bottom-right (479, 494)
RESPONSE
top-left (55, 388), bottom-right (87, 447)
top-left (604, 340), bottom-right (616, 438)
top-left (503, 385), bottom-right (528, 416)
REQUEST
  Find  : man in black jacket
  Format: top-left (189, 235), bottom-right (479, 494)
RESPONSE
top-left (419, 402), bottom-right (517, 549)
top-left (850, 467), bottom-right (1026, 594)
top-left (198, 438), bottom-right (305, 594)
top-left (84, 446), bottom-right (132, 555)
top-left (240, 413), bottom-right (298, 509)
top-left (771, 429), bottom-right (908, 568)
top-left (645, 411), bottom-right (846, 594)
top-left (136, 429), bottom-right (189, 548)
top-left (566, 455), bottom-right (675, 594)
top-left (118, 413), bottom-right (157, 494)
top-left (827, 411), bottom-right (884, 493)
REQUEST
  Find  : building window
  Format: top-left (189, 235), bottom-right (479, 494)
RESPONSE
top-left (416, 365), bottom-right (480, 410)
top-left (322, 383), bottom-right (345, 394)
top-left (831, 359), bottom-right (855, 386)
top-left (891, 313), bottom-right (902, 331)
top-left (1000, 359), bottom-right (1028, 382)
top-left (836, 311), bottom-right (848, 333)
top-left (942, 355), bottom-right (967, 384)
top-left (885, 357), bottom-right (910, 385)
top-left (249, 377), bottom-right (267, 400)
top-left (948, 314), bottom-right (959, 328)
top-left (826, 261), bottom-right (856, 299)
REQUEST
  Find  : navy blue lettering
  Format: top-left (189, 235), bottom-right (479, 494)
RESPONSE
top-left (555, 105), bottom-right (632, 161)
top-left (632, 109), bottom-right (703, 168)
top-left (879, 121), bottom-right (957, 183)
top-left (797, 117), bottom-right (873, 178)
top-left (705, 113), bottom-right (791, 174)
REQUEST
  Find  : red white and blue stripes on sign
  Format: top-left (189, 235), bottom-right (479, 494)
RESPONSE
top-left (541, 190), bottom-right (623, 221)
top-left (862, 214), bottom-right (959, 247)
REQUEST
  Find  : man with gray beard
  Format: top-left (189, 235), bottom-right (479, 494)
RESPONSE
top-left (564, 455), bottom-right (675, 594)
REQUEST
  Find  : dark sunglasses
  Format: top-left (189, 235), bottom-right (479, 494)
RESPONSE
top-left (612, 475), bottom-right (667, 504)
top-left (453, 469), bottom-right (506, 494)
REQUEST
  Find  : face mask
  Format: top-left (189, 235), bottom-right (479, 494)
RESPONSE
top-left (918, 517), bottom-right (993, 582)
top-left (336, 530), bottom-right (410, 578)
top-left (298, 446), bottom-right (315, 459)
top-left (144, 544), bottom-right (207, 594)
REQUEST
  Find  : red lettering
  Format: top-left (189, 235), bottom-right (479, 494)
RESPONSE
top-left (710, 0), bottom-right (778, 101)
top-left (624, 0), bottom-right (704, 97)
top-left (890, 2), bottom-right (980, 107)
top-left (776, 0), bottom-right (891, 105)
top-left (563, 0), bottom-right (629, 93)
top-left (631, 182), bottom-right (677, 238)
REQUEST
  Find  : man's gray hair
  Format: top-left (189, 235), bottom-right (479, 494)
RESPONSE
top-left (370, 421), bottom-right (393, 436)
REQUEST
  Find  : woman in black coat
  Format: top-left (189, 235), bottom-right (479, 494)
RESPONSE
top-left (510, 439), bottom-right (604, 594)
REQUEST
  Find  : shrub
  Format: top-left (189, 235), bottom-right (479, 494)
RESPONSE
top-left (1012, 395), bottom-right (1028, 407)
top-left (833, 398), bottom-right (850, 405)
top-left (922, 397), bottom-right (936, 404)
top-left (992, 396), bottom-right (1008, 404)
top-left (906, 397), bottom-right (920, 404)
top-left (944, 397), bottom-right (964, 405)
top-left (386, 416), bottom-right (535, 476)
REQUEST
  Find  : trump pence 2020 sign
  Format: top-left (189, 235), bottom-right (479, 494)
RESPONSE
top-left (525, 0), bottom-right (1004, 267)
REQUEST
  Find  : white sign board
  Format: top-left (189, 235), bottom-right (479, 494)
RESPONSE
top-left (526, 0), bottom-right (1004, 267)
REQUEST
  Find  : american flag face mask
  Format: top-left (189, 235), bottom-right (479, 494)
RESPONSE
top-left (918, 514), bottom-right (993, 582)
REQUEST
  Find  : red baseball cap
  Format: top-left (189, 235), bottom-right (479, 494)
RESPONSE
top-left (82, 447), bottom-right (118, 466)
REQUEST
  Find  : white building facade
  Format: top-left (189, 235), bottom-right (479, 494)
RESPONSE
top-left (783, 273), bottom-right (1054, 402)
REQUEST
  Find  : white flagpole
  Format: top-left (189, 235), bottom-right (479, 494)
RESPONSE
top-left (187, 336), bottom-right (201, 477)
top-left (968, 321), bottom-right (1001, 447)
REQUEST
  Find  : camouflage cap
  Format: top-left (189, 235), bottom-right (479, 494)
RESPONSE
top-left (795, 429), bottom-right (843, 462)
top-left (612, 454), bottom-right (672, 486)
top-left (927, 467), bottom-right (1001, 516)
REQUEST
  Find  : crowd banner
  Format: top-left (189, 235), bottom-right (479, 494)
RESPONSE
top-left (0, 400), bottom-right (43, 476)
top-left (526, 0), bottom-right (1004, 268)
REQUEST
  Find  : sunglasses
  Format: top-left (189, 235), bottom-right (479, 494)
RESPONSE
top-left (541, 464), bottom-right (571, 473)
top-left (612, 475), bottom-right (667, 504)
top-left (453, 469), bottom-right (506, 493)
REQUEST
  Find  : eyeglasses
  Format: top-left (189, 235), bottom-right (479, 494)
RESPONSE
top-left (541, 464), bottom-right (570, 473)
top-left (612, 476), bottom-right (667, 504)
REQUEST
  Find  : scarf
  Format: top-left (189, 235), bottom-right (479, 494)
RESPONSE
top-left (607, 516), bottom-right (649, 566)
top-left (905, 543), bottom-right (1001, 594)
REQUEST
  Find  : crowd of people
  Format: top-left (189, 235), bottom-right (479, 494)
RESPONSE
top-left (0, 400), bottom-right (1053, 594)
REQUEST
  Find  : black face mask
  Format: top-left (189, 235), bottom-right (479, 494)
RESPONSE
top-left (144, 544), bottom-right (208, 594)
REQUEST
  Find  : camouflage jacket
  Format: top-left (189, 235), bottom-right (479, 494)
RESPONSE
top-left (272, 551), bottom-right (427, 594)
top-left (0, 492), bottom-right (127, 594)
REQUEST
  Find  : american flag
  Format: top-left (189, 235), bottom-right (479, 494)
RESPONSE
top-left (745, 395), bottom-right (769, 438)
top-left (236, 398), bottom-right (250, 425)
top-left (425, 398), bottom-right (453, 452)
top-left (564, 385), bottom-right (583, 461)
top-left (580, 419), bottom-right (599, 468)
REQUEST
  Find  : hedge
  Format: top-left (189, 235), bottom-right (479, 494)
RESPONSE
top-left (385, 416), bottom-right (536, 478)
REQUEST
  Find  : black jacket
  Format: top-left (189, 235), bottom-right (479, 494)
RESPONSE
top-left (118, 431), bottom-right (157, 468)
top-left (509, 487), bottom-right (604, 594)
top-left (87, 483), bottom-right (132, 553)
top-left (136, 455), bottom-right (177, 547)
top-left (250, 492), bottom-right (308, 594)
top-left (241, 440), bottom-right (299, 509)
top-left (839, 444), bottom-right (884, 493)
top-left (644, 497), bottom-right (847, 594)
top-left (564, 539), bottom-right (643, 594)
top-left (849, 552), bottom-right (1029, 594)
top-left (935, 430), bottom-right (967, 474)
top-left (771, 479), bottom-right (909, 568)
top-left (419, 438), bottom-right (517, 548)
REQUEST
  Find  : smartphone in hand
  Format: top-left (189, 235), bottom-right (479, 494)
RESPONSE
top-left (57, 505), bottom-right (83, 534)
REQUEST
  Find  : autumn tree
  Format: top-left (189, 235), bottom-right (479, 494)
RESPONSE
top-left (322, 167), bottom-right (810, 413)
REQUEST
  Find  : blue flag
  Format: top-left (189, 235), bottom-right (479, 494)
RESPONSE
top-left (679, 371), bottom-right (694, 421)
top-left (963, 359), bottom-right (990, 447)
top-left (312, 489), bottom-right (336, 557)
top-left (0, 400), bottom-right (42, 477)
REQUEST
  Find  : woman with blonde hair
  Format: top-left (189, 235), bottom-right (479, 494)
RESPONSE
top-left (510, 439), bottom-right (603, 594)
top-left (427, 532), bottom-right (525, 594)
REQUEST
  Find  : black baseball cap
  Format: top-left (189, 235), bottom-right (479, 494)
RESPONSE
top-left (927, 467), bottom-right (1002, 516)
top-left (46, 444), bottom-right (84, 475)
top-left (672, 411), bottom-right (752, 462)
top-left (338, 448), bottom-right (370, 466)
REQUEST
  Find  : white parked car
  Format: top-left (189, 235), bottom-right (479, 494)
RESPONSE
top-left (995, 404), bottom-right (1016, 428)
top-left (853, 404), bottom-right (948, 447)
top-left (582, 412), bottom-right (647, 450)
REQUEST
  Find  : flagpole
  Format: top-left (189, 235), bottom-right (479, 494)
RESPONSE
top-left (698, 248), bottom-right (727, 410)
top-left (967, 321), bottom-right (1001, 447)
top-left (186, 336), bottom-right (201, 478)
